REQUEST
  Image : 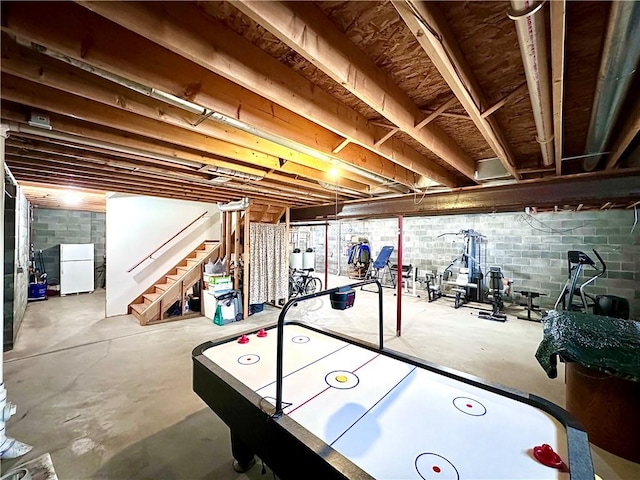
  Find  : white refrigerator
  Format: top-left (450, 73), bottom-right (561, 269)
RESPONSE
top-left (60, 243), bottom-right (95, 295)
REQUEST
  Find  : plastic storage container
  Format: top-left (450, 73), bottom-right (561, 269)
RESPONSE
top-left (303, 248), bottom-right (315, 269)
top-left (290, 250), bottom-right (303, 270)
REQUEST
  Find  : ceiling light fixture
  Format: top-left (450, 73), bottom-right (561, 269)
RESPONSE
top-left (63, 190), bottom-right (82, 205)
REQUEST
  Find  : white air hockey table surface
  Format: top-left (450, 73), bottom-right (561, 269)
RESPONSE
top-left (193, 323), bottom-right (594, 480)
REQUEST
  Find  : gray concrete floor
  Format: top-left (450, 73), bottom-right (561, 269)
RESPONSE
top-left (2, 276), bottom-right (639, 479)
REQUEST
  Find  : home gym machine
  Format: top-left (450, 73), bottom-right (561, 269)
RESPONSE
top-left (554, 249), bottom-right (629, 319)
top-left (427, 229), bottom-right (486, 307)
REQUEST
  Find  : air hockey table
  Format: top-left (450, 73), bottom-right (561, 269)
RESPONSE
top-left (193, 280), bottom-right (594, 479)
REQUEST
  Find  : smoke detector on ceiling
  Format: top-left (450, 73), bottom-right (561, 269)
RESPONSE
top-left (28, 112), bottom-right (52, 130)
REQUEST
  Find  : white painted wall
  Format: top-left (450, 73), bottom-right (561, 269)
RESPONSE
top-left (106, 193), bottom-right (220, 317)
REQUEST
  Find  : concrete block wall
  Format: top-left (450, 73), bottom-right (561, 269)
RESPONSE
top-left (32, 208), bottom-right (106, 289)
top-left (304, 210), bottom-right (640, 319)
top-left (13, 189), bottom-right (29, 343)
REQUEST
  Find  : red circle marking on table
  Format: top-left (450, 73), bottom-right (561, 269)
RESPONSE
top-left (257, 329), bottom-right (268, 338)
top-left (432, 466), bottom-right (441, 473)
top-left (533, 444), bottom-right (563, 469)
top-left (466, 404), bottom-right (472, 408)
top-left (238, 335), bottom-right (250, 344)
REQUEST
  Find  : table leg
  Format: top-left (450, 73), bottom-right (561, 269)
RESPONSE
top-left (231, 429), bottom-right (256, 472)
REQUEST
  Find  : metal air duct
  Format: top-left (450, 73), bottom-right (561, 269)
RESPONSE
top-left (583, 1), bottom-right (640, 171)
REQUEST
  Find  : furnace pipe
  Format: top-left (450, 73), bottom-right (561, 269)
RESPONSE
top-left (509, 0), bottom-right (555, 166)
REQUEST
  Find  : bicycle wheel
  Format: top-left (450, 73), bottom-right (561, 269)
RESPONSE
top-left (289, 278), bottom-right (297, 297)
top-left (304, 277), bottom-right (322, 295)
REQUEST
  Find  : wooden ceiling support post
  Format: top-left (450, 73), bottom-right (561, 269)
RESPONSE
top-left (234, 210), bottom-right (241, 290)
top-left (285, 206), bottom-right (291, 293)
top-left (243, 206), bottom-right (251, 320)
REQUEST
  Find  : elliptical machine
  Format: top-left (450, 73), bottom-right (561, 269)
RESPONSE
top-left (554, 250), bottom-right (606, 313)
top-left (554, 249), bottom-right (631, 320)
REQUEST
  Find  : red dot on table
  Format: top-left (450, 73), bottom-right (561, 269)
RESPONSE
top-left (466, 403), bottom-right (473, 408)
top-left (432, 465), bottom-right (441, 473)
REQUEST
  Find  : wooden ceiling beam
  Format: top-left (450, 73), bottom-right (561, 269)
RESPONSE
top-left (1, 73), bottom-right (279, 167)
top-left (393, 0), bottom-right (520, 180)
top-left (73, 1), bottom-right (456, 187)
top-left (8, 136), bottom-right (204, 175)
top-left (0, 40), bottom-right (372, 192)
top-left (8, 138), bottom-right (362, 200)
top-left (0, 111), bottom-right (269, 178)
top-left (550, 0), bottom-right (567, 176)
top-left (0, 75), bottom-right (369, 194)
top-left (7, 149), bottom-right (337, 205)
top-left (7, 159), bottom-right (314, 208)
top-left (4, 108), bottom-right (363, 200)
top-left (0, 3), bottom-right (418, 189)
top-left (234, 1), bottom-right (476, 181)
top-left (8, 168), bottom-right (236, 205)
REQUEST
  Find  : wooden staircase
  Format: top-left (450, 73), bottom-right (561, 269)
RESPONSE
top-left (129, 241), bottom-right (220, 325)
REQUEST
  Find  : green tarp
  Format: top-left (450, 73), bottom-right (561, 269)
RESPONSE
top-left (535, 310), bottom-right (640, 382)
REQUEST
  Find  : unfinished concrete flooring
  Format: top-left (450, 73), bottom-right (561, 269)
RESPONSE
top-left (2, 277), bottom-right (639, 479)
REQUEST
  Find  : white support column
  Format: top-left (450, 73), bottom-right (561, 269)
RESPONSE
top-left (0, 123), bottom-right (32, 460)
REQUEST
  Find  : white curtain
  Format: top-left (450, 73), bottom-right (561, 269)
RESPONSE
top-left (249, 223), bottom-right (287, 304)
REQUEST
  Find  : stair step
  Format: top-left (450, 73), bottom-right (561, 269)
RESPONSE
top-left (143, 292), bottom-right (161, 302)
top-left (130, 303), bottom-right (147, 314)
top-left (130, 240), bottom-right (222, 324)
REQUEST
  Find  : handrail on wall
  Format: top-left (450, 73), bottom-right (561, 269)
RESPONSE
top-left (127, 211), bottom-right (209, 273)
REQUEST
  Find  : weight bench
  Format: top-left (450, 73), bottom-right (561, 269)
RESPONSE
top-left (445, 267), bottom-right (477, 308)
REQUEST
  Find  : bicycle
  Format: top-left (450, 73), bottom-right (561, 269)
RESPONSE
top-left (288, 268), bottom-right (322, 297)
